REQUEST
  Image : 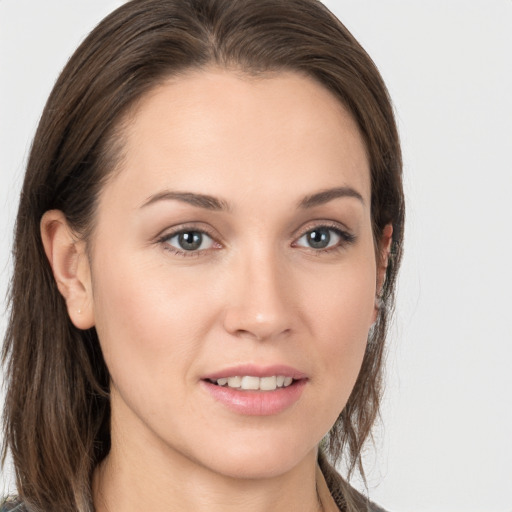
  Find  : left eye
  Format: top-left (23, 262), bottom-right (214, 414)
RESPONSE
top-left (295, 227), bottom-right (344, 250)
top-left (165, 230), bottom-right (215, 252)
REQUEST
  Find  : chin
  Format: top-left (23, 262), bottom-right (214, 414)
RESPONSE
top-left (189, 432), bottom-right (319, 480)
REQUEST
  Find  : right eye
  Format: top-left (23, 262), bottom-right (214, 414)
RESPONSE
top-left (162, 230), bottom-right (216, 253)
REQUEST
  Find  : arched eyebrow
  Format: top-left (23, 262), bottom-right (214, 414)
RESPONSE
top-left (140, 191), bottom-right (230, 211)
top-left (298, 186), bottom-right (364, 209)
top-left (140, 186), bottom-right (363, 212)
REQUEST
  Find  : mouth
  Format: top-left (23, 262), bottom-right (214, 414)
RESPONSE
top-left (201, 365), bottom-right (307, 415)
top-left (207, 375), bottom-right (295, 391)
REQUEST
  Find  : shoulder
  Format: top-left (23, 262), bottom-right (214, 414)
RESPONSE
top-left (318, 451), bottom-right (389, 512)
top-left (0, 497), bottom-right (26, 512)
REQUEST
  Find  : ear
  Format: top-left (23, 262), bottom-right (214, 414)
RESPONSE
top-left (373, 223), bottom-right (393, 322)
top-left (40, 210), bottom-right (95, 330)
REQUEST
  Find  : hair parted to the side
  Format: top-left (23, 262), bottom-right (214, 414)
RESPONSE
top-left (1, 0), bottom-right (404, 511)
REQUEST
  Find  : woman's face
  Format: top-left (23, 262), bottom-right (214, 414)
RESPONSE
top-left (86, 69), bottom-right (381, 479)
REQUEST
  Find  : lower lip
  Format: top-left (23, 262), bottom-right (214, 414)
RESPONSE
top-left (201, 379), bottom-right (307, 416)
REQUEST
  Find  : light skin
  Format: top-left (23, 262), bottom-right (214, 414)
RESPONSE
top-left (41, 68), bottom-right (392, 512)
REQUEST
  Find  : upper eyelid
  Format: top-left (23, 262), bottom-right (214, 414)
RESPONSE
top-left (291, 222), bottom-right (357, 252)
top-left (157, 227), bottom-right (219, 257)
top-left (292, 219), bottom-right (353, 239)
top-left (156, 222), bottom-right (219, 241)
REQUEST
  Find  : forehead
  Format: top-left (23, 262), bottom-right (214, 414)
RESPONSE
top-left (105, 68), bottom-right (370, 209)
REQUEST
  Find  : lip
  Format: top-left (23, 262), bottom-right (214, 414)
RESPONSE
top-left (200, 364), bottom-right (308, 416)
top-left (202, 364), bottom-right (307, 381)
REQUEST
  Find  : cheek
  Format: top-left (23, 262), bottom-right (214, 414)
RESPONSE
top-left (90, 251), bottom-right (216, 391)
top-left (306, 254), bottom-right (376, 333)
top-left (304, 255), bottom-right (377, 391)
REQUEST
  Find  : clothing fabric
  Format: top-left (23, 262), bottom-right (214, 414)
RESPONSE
top-left (318, 451), bottom-right (388, 512)
top-left (0, 498), bottom-right (24, 512)
top-left (317, 461), bottom-right (344, 512)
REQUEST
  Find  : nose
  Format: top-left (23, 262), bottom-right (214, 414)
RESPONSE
top-left (222, 249), bottom-right (295, 342)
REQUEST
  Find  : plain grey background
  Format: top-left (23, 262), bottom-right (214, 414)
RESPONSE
top-left (1, 1), bottom-right (511, 511)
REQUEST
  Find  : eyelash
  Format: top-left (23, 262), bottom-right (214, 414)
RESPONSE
top-left (157, 224), bottom-right (220, 258)
top-left (156, 222), bottom-right (355, 258)
top-left (292, 222), bottom-right (356, 254)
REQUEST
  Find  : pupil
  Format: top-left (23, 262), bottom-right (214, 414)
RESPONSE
top-left (308, 229), bottom-right (330, 249)
top-left (178, 231), bottom-right (202, 250)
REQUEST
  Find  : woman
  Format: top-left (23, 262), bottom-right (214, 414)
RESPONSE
top-left (1, 0), bottom-right (404, 511)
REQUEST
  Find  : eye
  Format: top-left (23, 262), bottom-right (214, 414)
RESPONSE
top-left (164, 230), bottom-right (215, 252)
top-left (295, 226), bottom-right (353, 250)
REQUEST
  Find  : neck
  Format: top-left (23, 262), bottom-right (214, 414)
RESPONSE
top-left (93, 445), bottom-right (322, 512)
top-left (93, 408), bottom-right (323, 512)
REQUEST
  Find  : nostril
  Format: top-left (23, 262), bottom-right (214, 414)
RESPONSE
top-left (232, 326), bottom-right (292, 342)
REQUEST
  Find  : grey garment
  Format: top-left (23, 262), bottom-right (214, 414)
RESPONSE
top-left (318, 451), bottom-right (388, 512)
top-left (0, 498), bottom-right (25, 512)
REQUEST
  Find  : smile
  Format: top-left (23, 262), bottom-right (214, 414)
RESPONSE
top-left (201, 365), bottom-right (307, 415)
top-left (208, 375), bottom-right (294, 391)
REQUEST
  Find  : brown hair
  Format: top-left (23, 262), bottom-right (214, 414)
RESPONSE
top-left (2, 0), bottom-right (404, 510)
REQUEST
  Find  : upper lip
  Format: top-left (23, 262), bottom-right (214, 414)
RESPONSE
top-left (202, 364), bottom-right (307, 381)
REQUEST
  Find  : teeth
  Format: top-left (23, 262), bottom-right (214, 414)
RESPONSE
top-left (213, 375), bottom-right (295, 390)
top-left (241, 376), bottom-right (260, 390)
top-left (227, 376), bottom-right (242, 388)
top-left (260, 376), bottom-right (277, 391)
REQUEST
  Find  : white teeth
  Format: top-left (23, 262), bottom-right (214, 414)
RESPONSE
top-left (260, 376), bottom-right (277, 391)
top-left (214, 375), bottom-right (295, 390)
top-left (241, 376), bottom-right (260, 390)
top-left (227, 376), bottom-right (242, 388)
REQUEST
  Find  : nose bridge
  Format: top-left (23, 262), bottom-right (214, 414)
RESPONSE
top-left (223, 242), bottom-right (293, 341)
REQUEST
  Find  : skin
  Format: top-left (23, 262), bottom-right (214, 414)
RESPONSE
top-left (42, 68), bottom-right (391, 512)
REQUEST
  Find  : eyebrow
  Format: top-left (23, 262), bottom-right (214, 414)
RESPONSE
top-left (298, 186), bottom-right (365, 209)
top-left (140, 185), bottom-right (364, 212)
top-left (140, 191), bottom-right (230, 211)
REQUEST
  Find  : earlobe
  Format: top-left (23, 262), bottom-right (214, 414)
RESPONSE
top-left (377, 224), bottom-right (393, 293)
top-left (372, 224), bottom-right (393, 323)
top-left (40, 210), bottom-right (95, 330)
